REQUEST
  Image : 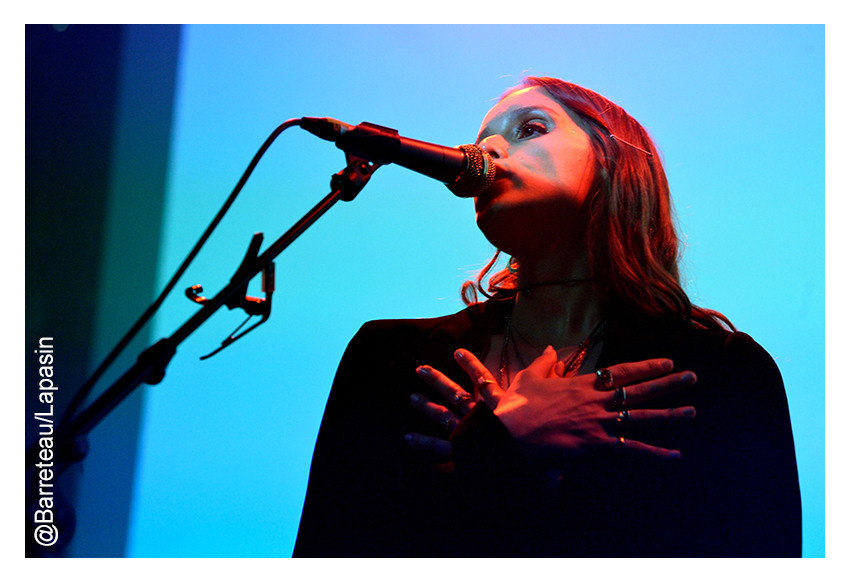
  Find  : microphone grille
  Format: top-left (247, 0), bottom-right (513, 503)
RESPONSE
top-left (448, 144), bottom-right (496, 198)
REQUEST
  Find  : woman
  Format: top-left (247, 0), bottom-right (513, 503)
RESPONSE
top-left (292, 77), bottom-right (802, 557)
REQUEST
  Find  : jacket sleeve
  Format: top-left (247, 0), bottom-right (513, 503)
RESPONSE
top-left (292, 321), bottom-right (470, 557)
top-left (291, 322), bottom-right (408, 556)
top-left (712, 333), bottom-right (802, 557)
top-left (691, 331), bottom-right (803, 556)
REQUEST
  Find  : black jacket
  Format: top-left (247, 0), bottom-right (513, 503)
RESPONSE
top-left (293, 300), bottom-right (802, 557)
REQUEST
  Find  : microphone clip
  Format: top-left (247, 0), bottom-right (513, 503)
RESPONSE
top-left (185, 232), bottom-right (275, 359)
top-left (335, 121), bottom-right (400, 167)
top-left (333, 152), bottom-right (382, 202)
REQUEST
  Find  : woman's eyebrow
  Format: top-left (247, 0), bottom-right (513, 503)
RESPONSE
top-left (476, 105), bottom-right (560, 143)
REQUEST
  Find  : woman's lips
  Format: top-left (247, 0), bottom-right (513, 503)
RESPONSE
top-left (474, 167), bottom-right (511, 211)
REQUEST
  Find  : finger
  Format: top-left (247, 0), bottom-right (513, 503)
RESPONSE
top-left (610, 435), bottom-right (683, 460)
top-left (620, 371), bottom-right (697, 407)
top-left (454, 349), bottom-right (503, 409)
top-left (405, 433), bottom-right (452, 458)
top-left (410, 393), bottom-right (459, 431)
top-left (554, 360), bottom-right (566, 377)
top-left (519, 345), bottom-right (560, 379)
top-left (596, 358), bottom-right (675, 390)
top-left (611, 406), bottom-right (696, 426)
top-left (415, 365), bottom-right (475, 414)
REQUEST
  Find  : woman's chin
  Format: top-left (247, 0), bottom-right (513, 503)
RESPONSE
top-left (475, 209), bottom-right (526, 256)
top-left (474, 203), bottom-right (501, 238)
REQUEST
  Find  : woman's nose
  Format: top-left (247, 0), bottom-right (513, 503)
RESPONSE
top-left (478, 135), bottom-right (508, 160)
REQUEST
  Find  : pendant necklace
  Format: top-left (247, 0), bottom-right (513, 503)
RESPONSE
top-left (498, 313), bottom-right (605, 389)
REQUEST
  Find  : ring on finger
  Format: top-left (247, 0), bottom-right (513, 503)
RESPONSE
top-left (617, 410), bottom-right (630, 423)
top-left (596, 368), bottom-right (615, 390)
top-left (442, 414), bottom-right (455, 431)
top-left (452, 391), bottom-right (473, 407)
top-left (613, 387), bottom-right (627, 409)
top-left (477, 375), bottom-right (497, 388)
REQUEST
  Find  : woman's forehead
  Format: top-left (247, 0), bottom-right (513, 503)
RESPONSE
top-left (482, 86), bottom-right (554, 123)
top-left (477, 86), bottom-right (581, 142)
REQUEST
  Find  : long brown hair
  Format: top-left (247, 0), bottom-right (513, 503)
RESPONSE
top-left (462, 77), bottom-right (734, 331)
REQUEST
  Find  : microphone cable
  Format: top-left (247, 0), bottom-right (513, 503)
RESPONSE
top-left (60, 118), bottom-right (303, 427)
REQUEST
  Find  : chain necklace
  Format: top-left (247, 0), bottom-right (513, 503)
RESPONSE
top-left (498, 314), bottom-right (605, 388)
top-left (517, 278), bottom-right (593, 298)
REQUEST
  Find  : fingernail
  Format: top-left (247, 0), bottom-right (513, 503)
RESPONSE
top-left (416, 366), bottom-right (430, 378)
top-left (404, 434), bottom-right (414, 443)
top-left (669, 450), bottom-right (681, 460)
top-left (684, 406), bottom-right (696, 418)
top-left (454, 349), bottom-right (466, 361)
top-left (410, 393), bottom-right (422, 404)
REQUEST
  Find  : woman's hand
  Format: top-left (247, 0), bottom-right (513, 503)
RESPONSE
top-left (405, 363), bottom-right (485, 459)
top-left (454, 346), bottom-right (697, 462)
top-left (407, 346), bottom-right (696, 464)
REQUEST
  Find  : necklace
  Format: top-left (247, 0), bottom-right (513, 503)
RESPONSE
top-left (517, 278), bottom-right (593, 298)
top-left (498, 314), bottom-right (604, 388)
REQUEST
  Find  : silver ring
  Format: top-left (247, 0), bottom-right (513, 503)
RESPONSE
top-left (596, 368), bottom-right (615, 390)
top-left (442, 414), bottom-right (455, 431)
top-left (453, 392), bottom-right (473, 407)
top-left (617, 410), bottom-right (630, 423)
top-left (614, 387), bottom-right (626, 409)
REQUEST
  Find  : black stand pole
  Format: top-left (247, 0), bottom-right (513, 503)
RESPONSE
top-left (26, 156), bottom-right (377, 554)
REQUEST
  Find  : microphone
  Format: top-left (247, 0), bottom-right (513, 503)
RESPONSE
top-left (298, 117), bottom-right (495, 198)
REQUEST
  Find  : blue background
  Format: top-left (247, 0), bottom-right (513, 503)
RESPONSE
top-left (104, 25), bottom-right (823, 557)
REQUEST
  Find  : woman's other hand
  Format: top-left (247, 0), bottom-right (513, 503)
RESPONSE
top-left (405, 361), bottom-right (492, 459)
top-left (454, 347), bottom-right (697, 462)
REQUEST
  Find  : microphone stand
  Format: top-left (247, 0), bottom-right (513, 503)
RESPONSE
top-left (26, 155), bottom-right (378, 555)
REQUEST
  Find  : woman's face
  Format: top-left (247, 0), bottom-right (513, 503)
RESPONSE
top-left (474, 86), bottom-right (596, 260)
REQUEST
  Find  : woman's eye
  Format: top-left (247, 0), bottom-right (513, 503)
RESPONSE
top-left (517, 121), bottom-right (547, 139)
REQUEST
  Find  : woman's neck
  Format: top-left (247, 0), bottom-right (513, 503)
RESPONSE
top-left (510, 251), bottom-right (603, 349)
